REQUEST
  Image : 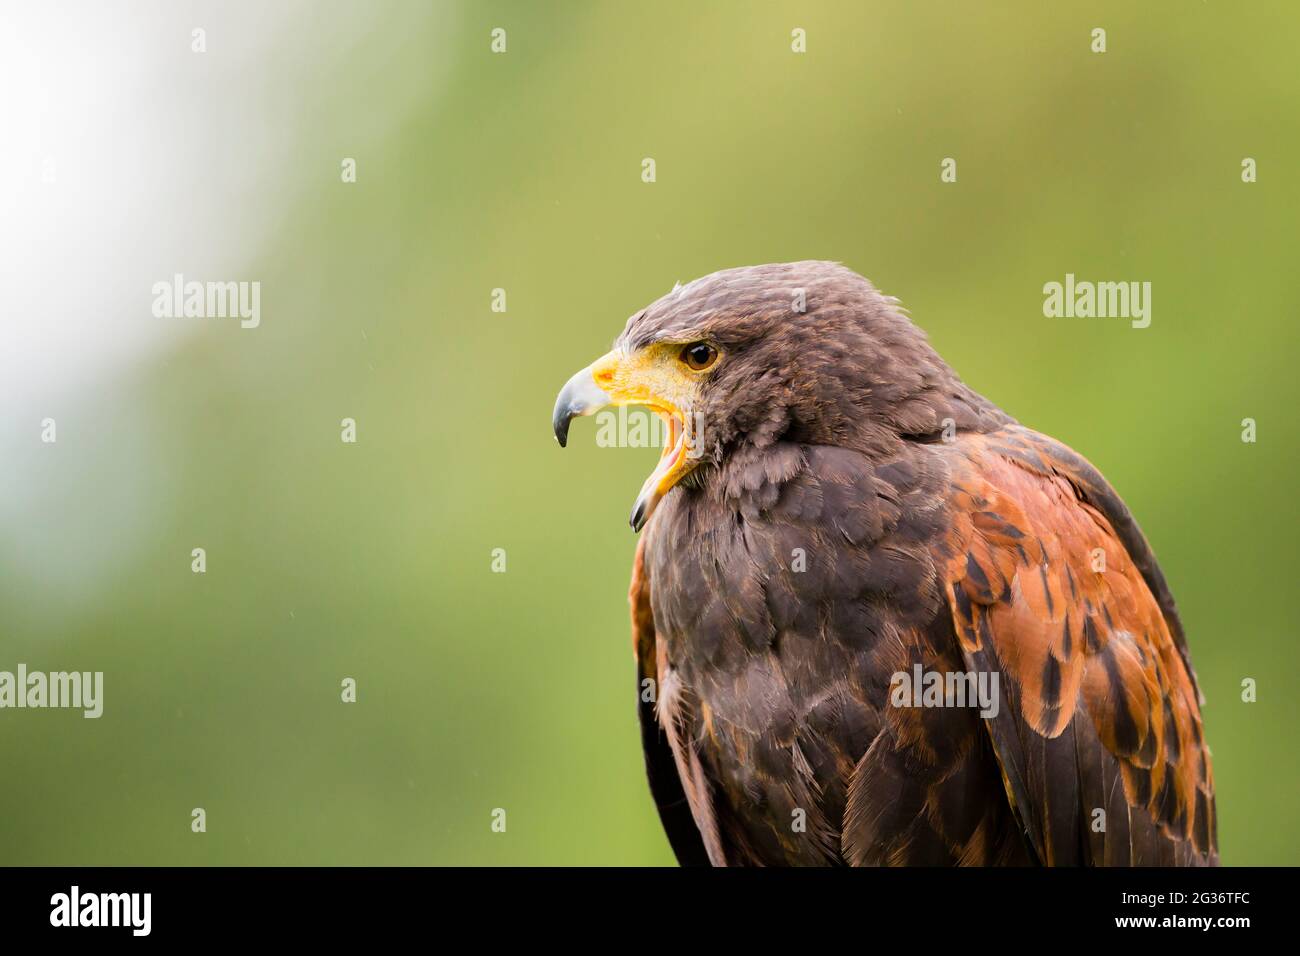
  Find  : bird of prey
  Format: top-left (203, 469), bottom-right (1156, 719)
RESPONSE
top-left (552, 262), bottom-right (1216, 867)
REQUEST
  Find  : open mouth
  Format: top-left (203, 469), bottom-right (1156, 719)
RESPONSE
top-left (630, 408), bottom-right (688, 532)
top-left (552, 359), bottom-right (697, 532)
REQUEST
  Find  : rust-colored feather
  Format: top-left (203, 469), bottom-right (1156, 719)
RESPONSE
top-left (939, 430), bottom-right (1216, 864)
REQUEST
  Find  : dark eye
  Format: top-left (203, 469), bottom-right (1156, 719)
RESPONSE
top-left (680, 342), bottom-right (719, 371)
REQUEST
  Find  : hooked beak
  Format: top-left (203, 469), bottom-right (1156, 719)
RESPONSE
top-left (552, 364), bottom-right (610, 448)
top-left (552, 350), bottom-right (696, 533)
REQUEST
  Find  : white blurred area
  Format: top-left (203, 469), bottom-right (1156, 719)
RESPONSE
top-left (0, 1), bottom-right (449, 616)
top-left (5, 4), bottom-right (263, 409)
top-left (0, 1), bottom-right (432, 410)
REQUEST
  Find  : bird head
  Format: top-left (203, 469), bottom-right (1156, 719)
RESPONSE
top-left (553, 261), bottom-right (999, 531)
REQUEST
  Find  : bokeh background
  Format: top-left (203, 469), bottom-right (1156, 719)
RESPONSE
top-left (1, 1), bottom-right (1296, 865)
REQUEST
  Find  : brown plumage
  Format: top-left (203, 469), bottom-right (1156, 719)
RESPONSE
top-left (560, 261), bottom-right (1216, 866)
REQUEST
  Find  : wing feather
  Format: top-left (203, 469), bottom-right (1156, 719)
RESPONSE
top-left (936, 427), bottom-right (1217, 865)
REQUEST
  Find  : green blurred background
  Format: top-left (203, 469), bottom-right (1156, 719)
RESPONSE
top-left (1, 1), bottom-right (1296, 865)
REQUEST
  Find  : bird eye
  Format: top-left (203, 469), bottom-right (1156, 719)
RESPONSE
top-left (680, 342), bottom-right (719, 372)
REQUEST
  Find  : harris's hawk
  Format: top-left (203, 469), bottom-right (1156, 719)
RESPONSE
top-left (552, 262), bottom-right (1216, 866)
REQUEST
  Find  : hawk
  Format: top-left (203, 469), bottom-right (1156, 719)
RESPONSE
top-left (552, 262), bottom-right (1216, 866)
